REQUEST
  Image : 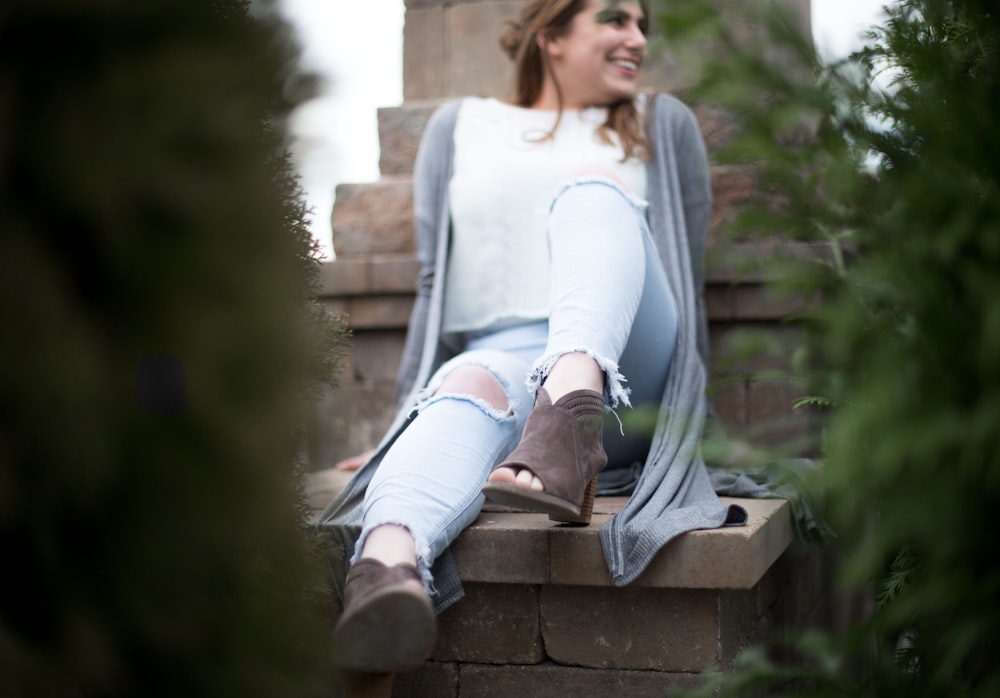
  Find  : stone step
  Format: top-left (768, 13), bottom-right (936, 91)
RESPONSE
top-left (308, 469), bottom-right (826, 697)
top-left (331, 165), bottom-right (757, 259)
top-left (318, 244), bottom-right (823, 320)
top-left (377, 99), bottom-right (740, 177)
top-left (309, 469), bottom-right (791, 591)
top-left (330, 177), bottom-right (415, 258)
top-left (377, 99), bottom-right (445, 178)
top-left (320, 243), bottom-right (830, 296)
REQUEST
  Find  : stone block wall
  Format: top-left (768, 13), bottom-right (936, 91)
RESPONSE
top-left (314, 497), bottom-right (834, 696)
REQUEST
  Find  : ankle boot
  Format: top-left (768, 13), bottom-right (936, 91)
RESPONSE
top-left (482, 387), bottom-right (607, 524)
top-left (333, 558), bottom-right (437, 673)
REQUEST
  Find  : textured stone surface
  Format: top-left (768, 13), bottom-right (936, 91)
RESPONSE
top-left (317, 250), bottom-right (820, 326)
top-left (330, 179), bottom-right (415, 257)
top-left (448, 2), bottom-right (520, 99)
top-left (378, 100), bottom-right (443, 176)
top-left (342, 295), bottom-right (415, 330)
top-left (320, 296), bottom-right (413, 331)
top-left (718, 588), bottom-right (762, 669)
top-left (546, 498), bottom-right (792, 589)
top-left (350, 330), bottom-right (410, 383)
top-left (708, 370), bottom-right (749, 429)
top-left (367, 256), bottom-right (420, 293)
top-left (305, 330), bottom-right (405, 468)
top-left (433, 583), bottom-right (545, 664)
top-left (336, 671), bottom-right (396, 698)
top-left (541, 585), bottom-right (721, 671)
top-left (306, 488), bottom-right (827, 694)
top-left (376, 103), bottom-right (435, 176)
top-left (450, 513), bottom-right (551, 584)
top-left (691, 101), bottom-right (742, 155)
top-left (307, 381), bottom-right (398, 470)
top-left (704, 242), bottom-right (835, 284)
top-left (704, 283), bottom-right (805, 321)
top-left (733, 284), bottom-right (814, 321)
top-left (329, 164), bottom-right (760, 258)
top-left (319, 296), bottom-right (413, 332)
top-left (707, 164), bottom-right (758, 240)
top-left (305, 471), bottom-right (794, 592)
top-left (458, 662), bottom-right (706, 697)
top-left (392, 661), bottom-right (458, 698)
top-left (318, 257), bottom-right (369, 296)
top-left (319, 256), bottom-right (419, 297)
top-left (403, 7), bottom-right (445, 101)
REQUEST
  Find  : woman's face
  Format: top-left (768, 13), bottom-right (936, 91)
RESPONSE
top-left (540, 0), bottom-right (648, 108)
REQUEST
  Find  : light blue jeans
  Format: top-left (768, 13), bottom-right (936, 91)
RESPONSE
top-left (355, 178), bottom-right (679, 592)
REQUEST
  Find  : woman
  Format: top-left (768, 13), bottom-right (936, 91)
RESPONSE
top-left (321, 0), bottom-right (746, 674)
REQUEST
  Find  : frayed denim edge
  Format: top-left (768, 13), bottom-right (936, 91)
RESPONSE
top-left (414, 358), bottom-right (521, 420)
top-left (548, 175), bottom-right (649, 216)
top-left (350, 523), bottom-right (438, 596)
top-left (526, 348), bottom-right (632, 411)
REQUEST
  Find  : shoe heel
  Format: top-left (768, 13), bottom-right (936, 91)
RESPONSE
top-left (549, 475), bottom-right (598, 526)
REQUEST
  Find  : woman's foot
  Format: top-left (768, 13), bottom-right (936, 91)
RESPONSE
top-left (482, 387), bottom-right (607, 524)
top-left (333, 525), bottom-right (436, 673)
top-left (486, 463), bottom-right (544, 491)
top-left (333, 558), bottom-right (436, 673)
top-left (488, 352), bottom-right (603, 494)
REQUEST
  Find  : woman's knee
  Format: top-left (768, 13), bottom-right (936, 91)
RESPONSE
top-left (550, 177), bottom-right (639, 219)
top-left (434, 364), bottom-right (509, 412)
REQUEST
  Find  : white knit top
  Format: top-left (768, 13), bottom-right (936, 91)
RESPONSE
top-left (442, 97), bottom-right (647, 335)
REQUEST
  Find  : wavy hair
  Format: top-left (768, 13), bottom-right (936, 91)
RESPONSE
top-left (499, 0), bottom-right (650, 160)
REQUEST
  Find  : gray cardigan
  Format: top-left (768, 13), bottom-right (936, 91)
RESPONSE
top-left (318, 93), bottom-right (747, 612)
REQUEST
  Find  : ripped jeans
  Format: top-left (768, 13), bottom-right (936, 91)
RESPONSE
top-left (354, 178), bottom-right (679, 592)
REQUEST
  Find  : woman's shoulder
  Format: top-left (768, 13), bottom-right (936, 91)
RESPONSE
top-left (426, 98), bottom-right (465, 130)
top-left (424, 97), bottom-right (512, 138)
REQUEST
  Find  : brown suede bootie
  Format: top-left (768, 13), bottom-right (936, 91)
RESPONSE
top-left (482, 387), bottom-right (607, 525)
top-left (332, 558), bottom-right (437, 673)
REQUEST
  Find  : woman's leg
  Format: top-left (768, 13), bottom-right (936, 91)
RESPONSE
top-left (355, 347), bottom-right (534, 584)
top-left (600, 216), bottom-right (679, 473)
top-left (357, 362), bottom-right (508, 571)
top-left (537, 178), bottom-right (648, 405)
top-left (335, 344), bottom-right (537, 672)
top-left (487, 178), bottom-right (655, 498)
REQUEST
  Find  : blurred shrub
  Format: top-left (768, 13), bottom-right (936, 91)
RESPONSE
top-left (660, 0), bottom-right (1000, 695)
top-left (0, 0), bottom-right (348, 695)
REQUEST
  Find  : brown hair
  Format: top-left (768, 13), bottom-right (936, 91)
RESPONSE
top-left (499, 0), bottom-right (650, 160)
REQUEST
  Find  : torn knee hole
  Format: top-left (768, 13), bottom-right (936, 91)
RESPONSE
top-left (435, 365), bottom-right (509, 412)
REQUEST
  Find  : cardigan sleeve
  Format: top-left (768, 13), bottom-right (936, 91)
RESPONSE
top-left (673, 103), bottom-right (712, 291)
top-left (395, 101), bottom-right (461, 407)
top-left (666, 97), bottom-right (714, 372)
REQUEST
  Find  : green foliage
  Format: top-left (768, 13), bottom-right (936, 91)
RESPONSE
top-left (661, 0), bottom-right (1000, 695)
top-left (0, 0), bottom-right (348, 695)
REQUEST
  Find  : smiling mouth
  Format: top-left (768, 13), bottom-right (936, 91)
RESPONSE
top-left (611, 58), bottom-right (640, 73)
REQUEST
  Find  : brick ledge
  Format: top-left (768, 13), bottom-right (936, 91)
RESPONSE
top-left (308, 468), bottom-right (791, 592)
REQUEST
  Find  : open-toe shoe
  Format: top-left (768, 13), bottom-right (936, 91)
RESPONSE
top-left (332, 558), bottom-right (437, 673)
top-left (482, 387), bottom-right (607, 525)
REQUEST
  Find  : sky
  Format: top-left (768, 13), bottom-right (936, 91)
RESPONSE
top-left (278, 0), bottom-right (895, 259)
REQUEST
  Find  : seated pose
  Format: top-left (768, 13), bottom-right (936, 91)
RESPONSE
top-left (319, 0), bottom-right (745, 675)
